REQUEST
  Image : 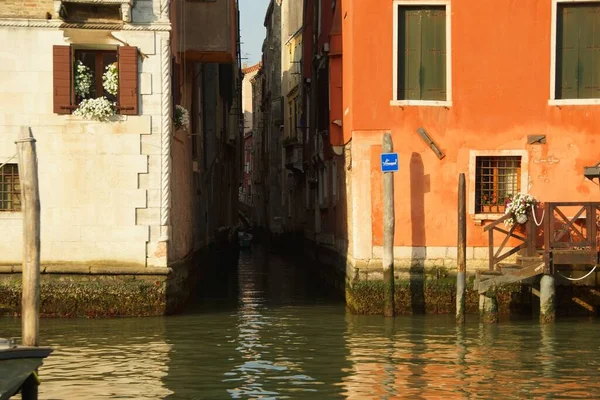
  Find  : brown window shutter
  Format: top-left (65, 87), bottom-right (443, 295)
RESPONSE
top-left (118, 46), bottom-right (139, 115)
top-left (53, 45), bottom-right (73, 115)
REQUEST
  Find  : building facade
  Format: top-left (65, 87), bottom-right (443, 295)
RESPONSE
top-left (0, 0), bottom-right (241, 315)
top-left (240, 62), bottom-right (261, 206)
top-left (250, 66), bottom-right (267, 228)
top-left (280, 0), bottom-right (305, 235)
top-left (341, 0), bottom-right (600, 277)
top-left (298, 0), bottom-right (346, 271)
top-left (260, 0), bottom-right (285, 236)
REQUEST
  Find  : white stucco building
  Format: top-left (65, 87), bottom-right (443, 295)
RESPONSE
top-left (0, 0), bottom-right (242, 315)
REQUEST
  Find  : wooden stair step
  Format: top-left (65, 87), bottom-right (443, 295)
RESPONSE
top-left (498, 263), bottom-right (521, 270)
top-left (477, 261), bottom-right (545, 294)
top-left (475, 269), bottom-right (502, 276)
top-left (516, 255), bottom-right (544, 262)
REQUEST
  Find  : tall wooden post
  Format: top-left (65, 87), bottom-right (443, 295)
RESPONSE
top-left (16, 127), bottom-right (41, 399)
top-left (382, 132), bottom-right (395, 317)
top-left (456, 173), bottom-right (466, 324)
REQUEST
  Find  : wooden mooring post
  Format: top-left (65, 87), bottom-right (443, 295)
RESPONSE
top-left (456, 174), bottom-right (466, 324)
top-left (382, 133), bottom-right (395, 317)
top-left (17, 126), bottom-right (41, 399)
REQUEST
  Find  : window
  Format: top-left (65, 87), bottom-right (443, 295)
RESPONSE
top-left (75, 50), bottom-right (118, 103)
top-left (552, 2), bottom-right (600, 102)
top-left (392, 2), bottom-right (451, 106)
top-left (0, 164), bottom-right (21, 212)
top-left (53, 45), bottom-right (139, 115)
top-left (475, 156), bottom-right (521, 214)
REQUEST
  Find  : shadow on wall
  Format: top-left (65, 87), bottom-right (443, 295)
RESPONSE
top-left (410, 152), bottom-right (426, 314)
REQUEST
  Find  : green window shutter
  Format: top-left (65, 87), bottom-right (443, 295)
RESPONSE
top-left (578, 4), bottom-right (600, 99)
top-left (420, 7), bottom-right (446, 101)
top-left (397, 6), bottom-right (446, 101)
top-left (556, 3), bottom-right (600, 99)
top-left (556, 5), bottom-right (578, 99)
top-left (397, 6), bottom-right (422, 100)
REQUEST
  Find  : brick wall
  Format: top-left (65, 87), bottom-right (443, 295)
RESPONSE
top-left (0, 0), bottom-right (55, 19)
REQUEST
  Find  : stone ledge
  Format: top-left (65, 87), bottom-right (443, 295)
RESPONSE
top-left (0, 264), bottom-right (171, 276)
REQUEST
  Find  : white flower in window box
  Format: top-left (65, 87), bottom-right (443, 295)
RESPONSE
top-left (174, 105), bottom-right (190, 131)
top-left (73, 97), bottom-right (116, 122)
top-left (74, 60), bottom-right (93, 99)
top-left (102, 62), bottom-right (119, 97)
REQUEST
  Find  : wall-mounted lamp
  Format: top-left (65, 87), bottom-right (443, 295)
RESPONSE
top-left (584, 162), bottom-right (600, 183)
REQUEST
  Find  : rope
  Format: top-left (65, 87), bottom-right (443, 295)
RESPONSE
top-left (531, 203), bottom-right (545, 227)
top-left (160, 37), bottom-right (172, 241)
top-left (0, 153), bottom-right (17, 170)
top-left (557, 265), bottom-right (597, 281)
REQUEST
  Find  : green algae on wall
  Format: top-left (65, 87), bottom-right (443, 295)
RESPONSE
top-left (0, 276), bottom-right (167, 318)
top-left (346, 276), bottom-right (532, 316)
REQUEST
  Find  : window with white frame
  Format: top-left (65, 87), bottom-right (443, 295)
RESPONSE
top-left (392, 1), bottom-right (451, 106)
top-left (551, 1), bottom-right (600, 103)
top-left (475, 156), bottom-right (521, 214)
top-left (469, 150), bottom-right (529, 217)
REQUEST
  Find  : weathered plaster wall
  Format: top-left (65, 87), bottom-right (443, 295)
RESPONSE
top-left (0, 27), bottom-right (168, 268)
top-left (0, 0), bottom-right (54, 19)
top-left (343, 0), bottom-right (600, 266)
top-left (170, 127), bottom-right (195, 263)
top-left (169, 61), bottom-right (195, 264)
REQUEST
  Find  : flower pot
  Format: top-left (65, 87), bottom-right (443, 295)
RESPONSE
top-left (482, 205), bottom-right (505, 213)
top-left (516, 213), bottom-right (528, 224)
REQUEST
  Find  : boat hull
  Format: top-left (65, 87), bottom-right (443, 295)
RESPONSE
top-left (0, 347), bottom-right (52, 400)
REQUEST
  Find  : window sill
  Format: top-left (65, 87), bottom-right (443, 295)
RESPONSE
top-left (390, 100), bottom-right (452, 107)
top-left (548, 98), bottom-right (600, 106)
top-left (473, 213), bottom-right (504, 226)
top-left (63, 115), bottom-right (127, 122)
top-left (0, 211), bottom-right (22, 219)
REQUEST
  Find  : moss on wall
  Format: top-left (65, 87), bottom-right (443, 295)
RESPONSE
top-left (346, 276), bottom-right (533, 316)
top-left (0, 276), bottom-right (167, 318)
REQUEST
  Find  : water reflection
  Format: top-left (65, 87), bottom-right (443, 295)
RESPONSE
top-left (2, 249), bottom-right (600, 398)
top-left (0, 318), bottom-right (172, 399)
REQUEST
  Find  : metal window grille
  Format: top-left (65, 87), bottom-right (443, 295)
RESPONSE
top-left (475, 156), bottom-right (521, 213)
top-left (0, 164), bottom-right (21, 211)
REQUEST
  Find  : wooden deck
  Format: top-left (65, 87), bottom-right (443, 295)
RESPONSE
top-left (475, 202), bottom-right (600, 294)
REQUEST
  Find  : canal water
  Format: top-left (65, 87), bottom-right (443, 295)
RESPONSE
top-left (3, 247), bottom-right (600, 399)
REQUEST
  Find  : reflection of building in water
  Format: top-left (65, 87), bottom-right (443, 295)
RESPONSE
top-left (226, 252), bottom-right (318, 398)
top-left (39, 320), bottom-right (172, 399)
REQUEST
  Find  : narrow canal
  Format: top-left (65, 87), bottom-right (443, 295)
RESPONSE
top-left (3, 247), bottom-right (600, 398)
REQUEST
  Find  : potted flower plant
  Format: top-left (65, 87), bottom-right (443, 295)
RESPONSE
top-left (480, 194), bottom-right (492, 213)
top-left (174, 105), bottom-right (190, 131)
top-left (480, 194), bottom-right (505, 213)
top-left (504, 192), bottom-right (537, 226)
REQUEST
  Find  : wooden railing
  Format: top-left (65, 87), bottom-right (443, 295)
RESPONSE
top-left (484, 202), bottom-right (600, 274)
top-left (544, 202), bottom-right (600, 270)
top-left (484, 214), bottom-right (536, 271)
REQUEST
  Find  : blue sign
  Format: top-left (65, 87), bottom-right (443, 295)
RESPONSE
top-left (380, 153), bottom-right (399, 172)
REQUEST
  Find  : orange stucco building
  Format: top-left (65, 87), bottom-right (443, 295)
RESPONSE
top-left (338, 0), bottom-right (600, 273)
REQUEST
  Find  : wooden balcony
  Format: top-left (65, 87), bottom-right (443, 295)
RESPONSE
top-left (172, 0), bottom-right (238, 64)
top-left (476, 202), bottom-right (600, 293)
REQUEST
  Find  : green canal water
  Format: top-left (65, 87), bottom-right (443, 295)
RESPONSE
top-left (3, 250), bottom-right (600, 399)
